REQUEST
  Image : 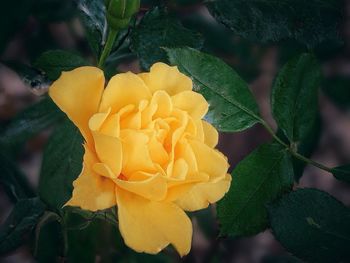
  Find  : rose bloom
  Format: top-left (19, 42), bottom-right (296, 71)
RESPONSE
top-left (49, 62), bottom-right (231, 256)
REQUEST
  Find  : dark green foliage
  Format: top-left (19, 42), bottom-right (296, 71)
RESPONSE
top-left (207, 0), bottom-right (343, 48)
top-left (39, 119), bottom-right (84, 210)
top-left (78, 0), bottom-right (106, 57)
top-left (167, 47), bottom-right (260, 132)
top-left (331, 165), bottom-right (350, 184)
top-left (272, 53), bottom-right (321, 143)
top-left (268, 188), bottom-right (350, 263)
top-left (322, 76), bottom-right (350, 110)
top-left (34, 50), bottom-right (90, 81)
top-left (0, 198), bottom-right (46, 254)
top-left (0, 97), bottom-right (64, 148)
top-left (0, 151), bottom-right (35, 202)
top-left (218, 143), bottom-right (294, 236)
top-left (131, 8), bottom-right (203, 70)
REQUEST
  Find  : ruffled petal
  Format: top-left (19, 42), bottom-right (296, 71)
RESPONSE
top-left (189, 140), bottom-right (229, 180)
top-left (202, 121), bottom-right (219, 148)
top-left (99, 72), bottom-right (151, 113)
top-left (120, 130), bottom-right (156, 176)
top-left (49, 67), bottom-right (104, 144)
top-left (114, 173), bottom-right (167, 201)
top-left (176, 174), bottom-right (231, 211)
top-left (93, 132), bottom-right (122, 176)
top-left (117, 188), bottom-right (192, 256)
top-left (172, 91), bottom-right (208, 120)
top-left (65, 145), bottom-right (116, 211)
top-left (139, 63), bottom-right (192, 95)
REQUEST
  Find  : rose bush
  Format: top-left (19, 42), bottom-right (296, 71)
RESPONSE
top-left (49, 62), bottom-right (231, 255)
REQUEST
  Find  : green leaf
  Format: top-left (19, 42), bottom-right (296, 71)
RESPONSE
top-left (322, 76), bottom-right (350, 110)
top-left (0, 198), bottom-right (46, 254)
top-left (166, 47), bottom-right (260, 132)
top-left (34, 50), bottom-right (90, 81)
top-left (78, 0), bottom-right (106, 57)
top-left (217, 143), bottom-right (294, 236)
top-left (33, 212), bottom-right (64, 262)
top-left (272, 53), bottom-right (321, 143)
top-left (0, 151), bottom-right (34, 202)
top-left (331, 165), bottom-right (350, 184)
top-left (131, 8), bottom-right (203, 70)
top-left (268, 188), bottom-right (350, 263)
top-left (0, 97), bottom-right (64, 148)
top-left (39, 119), bottom-right (84, 210)
top-left (207, 0), bottom-right (342, 48)
top-left (3, 62), bottom-right (50, 95)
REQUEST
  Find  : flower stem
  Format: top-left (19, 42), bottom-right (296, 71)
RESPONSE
top-left (98, 29), bottom-right (118, 68)
top-left (260, 120), bottom-right (333, 173)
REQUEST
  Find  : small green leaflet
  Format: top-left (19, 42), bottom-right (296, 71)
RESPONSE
top-left (167, 47), bottom-right (260, 132)
top-left (268, 188), bottom-right (350, 263)
top-left (271, 53), bottom-right (321, 144)
top-left (218, 143), bottom-right (294, 236)
top-left (34, 50), bottom-right (90, 81)
top-left (39, 118), bottom-right (84, 211)
top-left (331, 165), bottom-right (350, 184)
top-left (207, 0), bottom-right (342, 48)
top-left (0, 198), bottom-right (46, 254)
top-left (131, 8), bottom-right (203, 70)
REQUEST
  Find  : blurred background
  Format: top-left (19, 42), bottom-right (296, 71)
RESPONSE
top-left (1, 0), bottom-right (350, 262)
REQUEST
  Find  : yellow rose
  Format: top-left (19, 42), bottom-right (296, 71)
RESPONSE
top-left (49, 62), bottom-right (231, 256)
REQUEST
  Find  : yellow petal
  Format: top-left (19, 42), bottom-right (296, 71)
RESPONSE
top-left (139, 63), bottom-right (192, 95)
top-left (172, 91), bottom-right (208, 120)
top-left (189, 140), bottom-right (229, 180)
top-left (165, 172), bottom-right (209, 202)
top-left (49, 67), bottom-right (104, 144)
top-left (117, 188), bottom-right (192, 256)
top-left (120, 130), bottom-right (156, 175)
top-left (114, 173), bottom-right (167, 201)
top-left (176, 174), bottom-right (232, 211)
top-left (202, 121), bottom-right (219, 148)
top-left (88, 107), bottom-right (111, 132)
top-left (99, 72), bottom-right (151, 113)
top-left (93, 162), bottom-right (117, 179)
top-left (65, 145), bottom-right (116, 211)
top-left (151, 90), bottom-right (173, 118)
top-left (93, 132), bottom-right (122, 176)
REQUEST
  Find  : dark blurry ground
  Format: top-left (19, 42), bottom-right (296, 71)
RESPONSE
top-left (1, 1), bottom-right (350, 263)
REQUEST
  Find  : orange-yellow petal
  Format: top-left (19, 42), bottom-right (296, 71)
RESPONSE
top-left (139, 63), bottom-right (192, 95)
top-left (176, 174), bottom-right (232, 211)
top-left (49, 67), bottom-right (104, 144)
top-left (93, 132), bottom-right (122, 176)
top-left (115, 173), bottom-right (167, 201)
top-left (65, 145), bottom-right (116, 211)
top-left (172, 91), bottom-right (208, 120)
top-left (202, 120), bottom-right (219, 148)
top-left (99, 72), bottom-right (151, 113)
top-left (189, 140), bottom-right (229, 180)
top-left (117, 188), bottom-right (192, 256)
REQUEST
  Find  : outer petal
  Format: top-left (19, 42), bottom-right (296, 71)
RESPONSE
top-left (172, 91), bottom-right (208, 120)
top-left (99, 72), bottom-right (151, 113)
top-left (114, 173), bottom-right (167, 201)
top-left (202, 121), bottom-right (219, 148)
top-left (65, 145), bottom-right (116, 211)
top-left (49, 67), bottom-right (104, 144)
top-left (117, 188), bottom-right (192, 256)
top-left (139, 63), bottom-right (192, 95)
top-left (189, 140), bottom-right (229, 180)
top-left (176, 174), bottom-right (232, 211)
top-left (93, 132), bottom-right (122, 176)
